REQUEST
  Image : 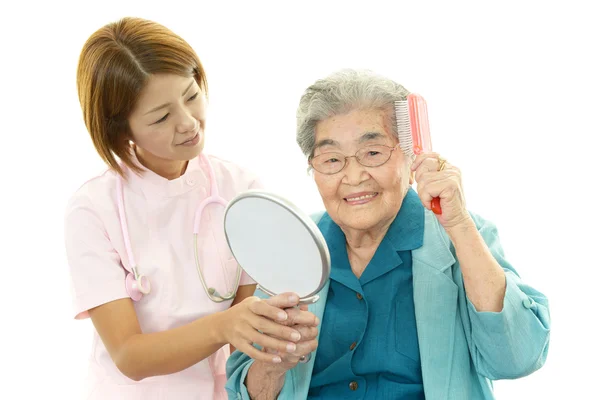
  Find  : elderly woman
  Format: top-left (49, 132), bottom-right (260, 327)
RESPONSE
top-left (225, 69), bottom-right (550, 399)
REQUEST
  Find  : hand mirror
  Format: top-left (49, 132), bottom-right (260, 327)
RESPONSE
top-left (224, 190), bottom-right (330, 304)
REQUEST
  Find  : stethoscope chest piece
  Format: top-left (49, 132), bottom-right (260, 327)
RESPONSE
top-left (125, 268), bottom-right (151, 301)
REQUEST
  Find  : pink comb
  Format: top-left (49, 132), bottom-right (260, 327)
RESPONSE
top-left (395, 93), bottom-right (442, 215)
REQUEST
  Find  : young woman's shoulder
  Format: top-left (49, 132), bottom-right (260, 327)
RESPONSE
top-left (205, 154), bottom-right (265, 192)
top-left (65, 168), bottom-right (118, 220)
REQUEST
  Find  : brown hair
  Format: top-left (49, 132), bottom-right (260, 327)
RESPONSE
top-left (76, 17), bottom-right (208, 177)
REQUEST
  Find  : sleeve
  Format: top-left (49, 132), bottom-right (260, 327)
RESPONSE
top-left (64, 194), bottom-right (129, 319)
top-left (458, 212), bottom-right (551, 379)
top-left (239, 272), bottom-right (256, 287)
top-left (225, 350), bottom-right (255, 400)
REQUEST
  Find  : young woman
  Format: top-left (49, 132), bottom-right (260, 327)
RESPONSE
top-left (65, 17), bottom-right (304, 399)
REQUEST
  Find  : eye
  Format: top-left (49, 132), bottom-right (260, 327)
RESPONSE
top-left (367, 151), bottom-right (382, 156)
top-left (188, 92), bottom-right (199, 101)
top-left (154, 113), bottom-right (169, 124)
top-left (324, 157), bottom-right (341, 163)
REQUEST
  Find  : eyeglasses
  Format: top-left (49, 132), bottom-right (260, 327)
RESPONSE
top-left (310, 143), bottom-right (401, 175)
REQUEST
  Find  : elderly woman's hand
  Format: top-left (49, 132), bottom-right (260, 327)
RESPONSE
top-left (411, 152), bottom-right (472, 231)
top-left (261, 304), bottom-right (320, 371)
top-left (244, 305), bottom-right (319, 399)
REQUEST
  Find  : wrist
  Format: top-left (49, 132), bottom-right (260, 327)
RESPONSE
top-left (254, 360), bottom-right (289, 377)
top-left (445, 214), bottom-right (477, 243)
top-left (207, 310), bottom-right (229, 346)
top-left (247, 361), bottom-right (287, 400)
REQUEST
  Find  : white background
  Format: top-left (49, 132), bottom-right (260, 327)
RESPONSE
top-left (1, 0), bottom-right (598, 398)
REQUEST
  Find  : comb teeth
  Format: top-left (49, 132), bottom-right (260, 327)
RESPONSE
top-left (394, 100), bottom-right (415, 161)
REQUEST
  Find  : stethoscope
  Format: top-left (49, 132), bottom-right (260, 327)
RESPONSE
top-left (115, 153), bottom-right (242, 303)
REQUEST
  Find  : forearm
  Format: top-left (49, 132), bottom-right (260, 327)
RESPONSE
top-left (447, 217), bottom-right (506, 312)
top-left (245, 361), bottom-right (287, 400)
top-left (116, 312), bottom-right (226, 381)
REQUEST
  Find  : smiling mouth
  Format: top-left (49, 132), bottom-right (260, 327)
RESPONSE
top-left (178, 132), bottom-right (199, 145)
top-left (344, 192), bottom-right (379, 202)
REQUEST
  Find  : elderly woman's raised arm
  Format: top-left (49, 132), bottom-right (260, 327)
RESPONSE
top-left (454, 212), bottom-right (551, 379)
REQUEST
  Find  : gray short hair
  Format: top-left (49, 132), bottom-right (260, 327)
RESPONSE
top-left (296, 69), bottom-right (411, 158)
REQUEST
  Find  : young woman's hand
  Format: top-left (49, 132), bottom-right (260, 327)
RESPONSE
top-left (218, 293), bottom-right (307, 363)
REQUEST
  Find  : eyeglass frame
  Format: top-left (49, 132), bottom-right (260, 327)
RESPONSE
top-left (308, 143), bottom-right (402, 175)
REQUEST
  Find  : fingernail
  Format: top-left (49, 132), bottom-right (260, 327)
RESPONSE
top-left (286, 343), bottom-right (296, 352)
top-left (272, 356), bottom-right (282, 363)
top-left (289, 295), bottom-right (298, 303)
top-left (278, 312), bottom-right (288, 321)
top-left (291, 332), bottom-right (301, 341)
top-left (314, 317), bottom-right (320, 326)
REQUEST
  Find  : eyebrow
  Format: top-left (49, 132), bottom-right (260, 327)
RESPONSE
top-left (143, 80), bottom-right (196, 115)
top-left (314, 131), bottom-right (386, 150)
top-left (358, 132), bottom-right (385, 143)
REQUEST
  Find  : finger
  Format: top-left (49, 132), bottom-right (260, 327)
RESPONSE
top-left (251, 315), bottom-right (303, 342)
top-left (288, 339), bottom-right (319, 358)
top-left (417, 176), bottom-right (448, 209)
top-left (292, 325), bottom-right (319, 341)
top-left (417, 177), bottom-right (460, 210)
top-left (411, 151), bottom-right (438, 166)
top-left (418, 166), bottom-right (460, 194)
top-left (261, 325), bottom-right (318, 351)
top-left (240, 342), bottom-right (282, 364)
top-left (411, 152), bottom-right (440, 171)
top-left (278, 354), bottom-right (302, 365)
top-left (265, 292), bottom-right (300, 309)
top-left (248, 330), bottom-right (299, 354)
top-left (414, 157), bottom-right (444, 183)
top-left (417, 168), bottom-right (454, 190)
top-left (249, 299), bottom-right (293, 323)
top-left (271, 339), bottom-right (319, 364)
top-left (416, 162), bottom-right (460, 191)
top-left (270, 336), bottom-right (319, 354)
top-left (287, 309), bottom-right (320, 327)
top-left (264, 347), bottom-right (302, 365)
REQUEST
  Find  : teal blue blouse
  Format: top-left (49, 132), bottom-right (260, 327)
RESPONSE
top-left (309, 189), bottom-right (426, 399)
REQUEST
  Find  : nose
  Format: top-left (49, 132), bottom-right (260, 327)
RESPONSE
top-left (342, 157), bottom-right (369, 186)
top-left (175, 109), bottom-right (197, 134)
